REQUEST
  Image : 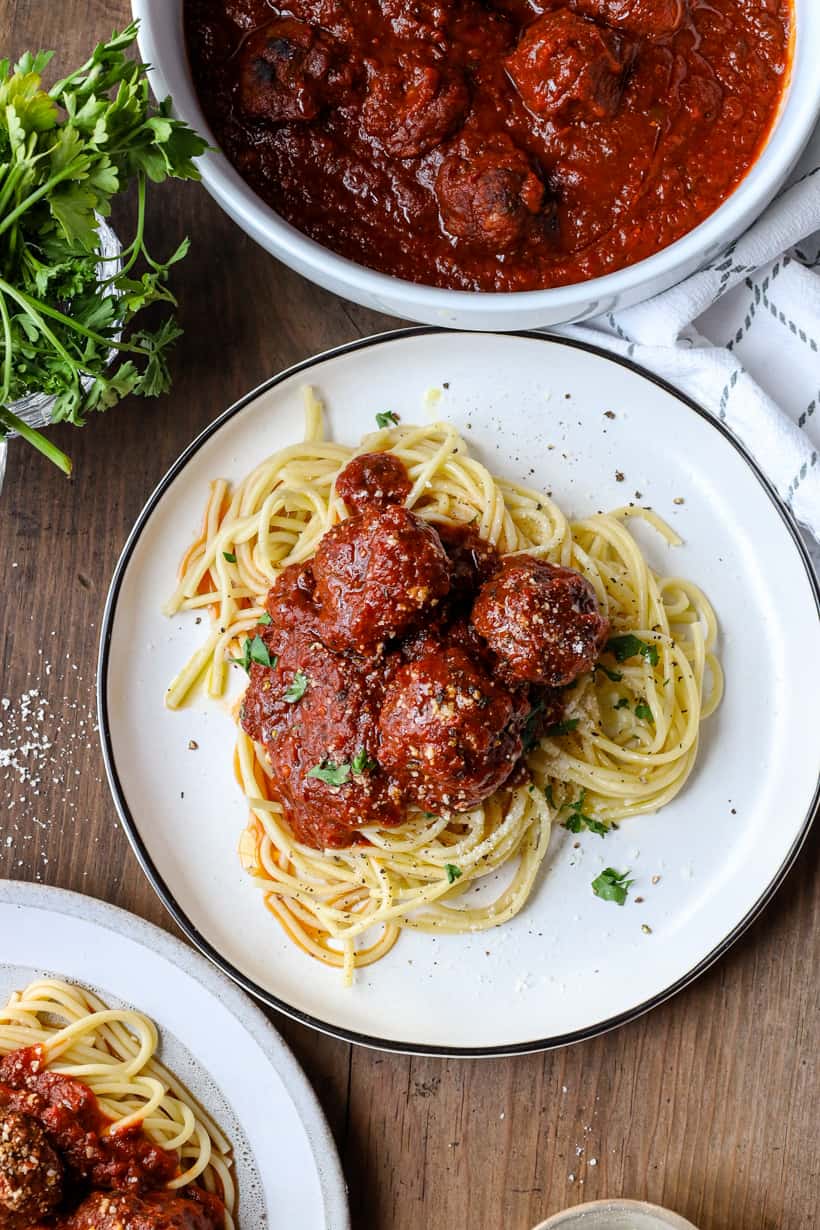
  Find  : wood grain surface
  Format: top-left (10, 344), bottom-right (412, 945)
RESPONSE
top-left (2, 4), bottom-right (818, 1228)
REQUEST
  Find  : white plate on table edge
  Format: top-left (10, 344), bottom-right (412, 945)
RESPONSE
top-left (0, 880), bottom-right (349, 1230)
top-left (97, 328), bottom-right (820, 1057)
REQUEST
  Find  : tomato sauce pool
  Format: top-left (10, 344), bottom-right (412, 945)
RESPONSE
top-left (185, 0), bottom-right (791, 292)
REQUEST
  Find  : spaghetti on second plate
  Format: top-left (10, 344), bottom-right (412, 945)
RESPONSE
top-left (0, 977), bottom-right (235, 1227)
top-left (165, 390), bottom-right (722, 982)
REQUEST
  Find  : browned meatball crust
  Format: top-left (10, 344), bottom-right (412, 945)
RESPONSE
top-left (361, 50), bottom-right (469, 158)
top-left (238, 18), bottom-right (353, 123)
top-left (435, 135), bottom-right (548, 252)
top-left (470, 555), bottom-right (609, 686)
top-left (378, 647), bottom-right (529, 811)
top-left (0, 1108), bottom-right (63, 1230)
top-left (505, 9), bottom-right (636, 124)
top-left (313, 504), bottom-right (450, 654)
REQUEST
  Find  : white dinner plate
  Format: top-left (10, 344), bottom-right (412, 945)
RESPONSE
top-left (98, 329), bottom-right (820, 1055)
top-left (0, 881), bottom-right (349, 1229)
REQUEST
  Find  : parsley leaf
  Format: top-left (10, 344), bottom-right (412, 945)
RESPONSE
top-left (0, 24), bottom-right (207, 472)
top-left (352, 747), bottom-right (377, 775)
top-left (614, 697), bottom-right (630, 710)
top-left (231, 634), bottom-right (275, 673)
top-left (222, 551), bottom-right (236, 563)
top-left (635, 701), bottom-right (654, 723)
top-left (561, 788), bottom-right (609, 837)
top-left (445, 863), bottom-right (462, 884)
top-left (591, 867), bottom-right (634, 906)
top-left (375, 410), bottom-right (399, 428)
top-left (606, 634), bottom-right (659, 667)
top-left (284, 670), bottom-right (308, 703)
top-left (308, 760), bottom-right (351, 786)
top-left (596, 663), bottom-right (623, 683)
top-left (258, 612), bottom-right (272, 626)
top-left (544, 718), bottom-right (580, 737)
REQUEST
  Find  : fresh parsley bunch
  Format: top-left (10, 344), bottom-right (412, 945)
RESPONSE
top-left (0, 22), bottom-right (208, 473)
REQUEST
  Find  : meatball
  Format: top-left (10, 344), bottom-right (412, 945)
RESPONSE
top-left (238, 18), bottom-right (351, 123)
top-left (379, 647), bottom-right (528, 811)
top-left (361, 52), bottom-right (469, 158)
top-left (264, 561), bottom-right (320, 633)
top-left (572, 0), bottom-right (687, 39)
top-left (0, 1108), bottom-right (63, 1230)
top-left (505, 9), bottom-right (636, 124)
top-left (434, 522), bottom-right (500, 607)
top-left (313, 504), bottom-right (450, 654)
top-left (61, 1189), bottom-right (221, 1230)
top-left (471, 555), bottom-right (609, 686)
top-left (240, 631), bottom-right (404, 847)
top-left (335, 451), bottom-right (412, 511)
top-left (435, 135), bottom-right (547, 252)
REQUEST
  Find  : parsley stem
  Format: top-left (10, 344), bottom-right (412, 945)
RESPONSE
top-left (0, 280), bottom-right (79, 374)
top-left (0, 405), bottom-right (72, 474)
top-left (0, 279), bottom-right (151, 357)
top-left (0, 291), bottom-right (13, 406)
top-left (0, 158), bottom-right (92, 238)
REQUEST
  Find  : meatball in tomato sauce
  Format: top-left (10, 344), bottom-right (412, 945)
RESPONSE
top-left (471, 555), bottom-right (609, 686)
top-left (335, 451), bottom-right (412, 512)
top-left (505, 9), bottom-right (636, 124)
top-left (313, 504), bottom-right (450, 654)
top-left (379, 647), bottom-right (529, 811)
top-left (238, 18), bottom-right (352, 123)
top-left (0, 1108), bottom-right (63, 1230)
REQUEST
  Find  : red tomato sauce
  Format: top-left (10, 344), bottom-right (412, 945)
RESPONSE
top-left (239, 452), bottom-right (609, 849)
top-left (0, 1046), bottom-right (226, 1230)
top-left (185, 0), bottom-right (791, 291)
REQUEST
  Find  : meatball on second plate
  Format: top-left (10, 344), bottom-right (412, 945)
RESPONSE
top-left (313, 504), bottom-right (450, 654)
top-left (471, 555), bottom-right (610, 686)
top-left (379, 646), bottom-right (529, 812)
top-left (0, 1108), bottom-right (63, 1230)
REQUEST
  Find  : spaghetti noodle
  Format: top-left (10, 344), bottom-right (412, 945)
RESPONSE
top-left (165, 390), bottom-right (722, 982)
top-left (0, 978), bottom-right (235, 1227)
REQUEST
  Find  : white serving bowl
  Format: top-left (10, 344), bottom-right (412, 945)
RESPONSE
top-left (532, 1199), bottom-right (699, 1230)
top-left (133, 0), bottom-right (820, 330)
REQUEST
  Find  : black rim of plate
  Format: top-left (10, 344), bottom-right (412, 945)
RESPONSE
top-left (97, 326), bottom-right (820, 1057)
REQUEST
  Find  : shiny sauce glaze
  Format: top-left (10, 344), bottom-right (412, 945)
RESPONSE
top-left (185, 0), bottom-right (791, 291)
top-left (239, 451), bottom-right (609, 848)
top-left (0, 1046), bottom-right (225, 1230)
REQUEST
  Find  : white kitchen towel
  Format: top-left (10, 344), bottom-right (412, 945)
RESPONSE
top-left (559, 126), bottom-right (820, 545)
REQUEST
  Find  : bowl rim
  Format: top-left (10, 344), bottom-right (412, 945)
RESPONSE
top-left (132, 0), bottom-right (820, 312)
top-left (532, 1198), bottom-right (700, 1230)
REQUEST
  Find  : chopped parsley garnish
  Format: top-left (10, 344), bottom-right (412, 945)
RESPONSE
top-left (544, 718), bottom-right (580, 737)
top-left (352, 747), bottom-right (377, 775)
top-left (596, 663), bottom-right (623, 683)
top-left (222, 551), bottom-right (236, 563)
top-left (258, 612), bottom-right (272, 626)
top-left (375, 410), bottom-right (399, 429)
top-left (307, 760), bottom-right (350, 786)
top-left (445, 863), bottom-right (462, 884)
top-left (284, 670), bottom-right (308, 703)
top-left (545, 783), bottom-right (555, 808)
top-left (606, 634), bottom-right (659, 667)
top-left (562, 789), bottom-right (609, 837)
top-left (231, 635), bottom-right (276, 673)
top-left (635, 701), bottom-right (654, 723)
top-left (591, 867), bottom-right (634, 906)
top-left (614, 697), bottom-right (630, 710)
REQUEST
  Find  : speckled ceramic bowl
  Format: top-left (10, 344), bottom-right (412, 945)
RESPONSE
top-left (533, 1199), bottom-right (700, 1230)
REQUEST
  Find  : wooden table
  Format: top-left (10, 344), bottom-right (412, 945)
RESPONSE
top-left (3, 5), bottom-right (819, 1228)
